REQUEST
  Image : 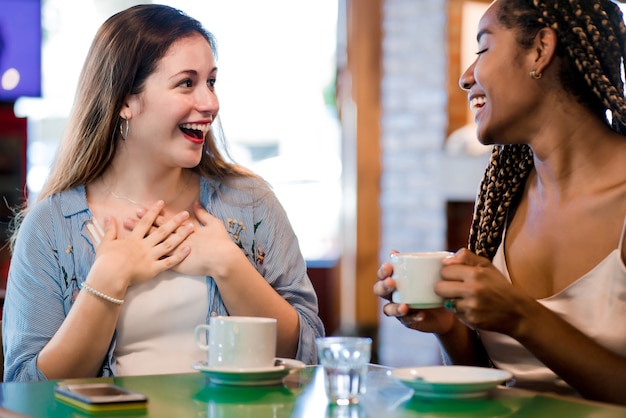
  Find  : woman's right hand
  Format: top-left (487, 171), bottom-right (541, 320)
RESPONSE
top-left (94, 200), bottom-right (194, 288)
top-left (373, 253), bottom-right (457, 334)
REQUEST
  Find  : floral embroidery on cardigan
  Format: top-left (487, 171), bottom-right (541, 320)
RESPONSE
top-left (227, 218), bottom-right (265, 266)
top-left (54, 244), bottom-right (80, 303)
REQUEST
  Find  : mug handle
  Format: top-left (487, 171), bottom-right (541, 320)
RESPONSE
top-left (194, 324), bottom-right (211, 351)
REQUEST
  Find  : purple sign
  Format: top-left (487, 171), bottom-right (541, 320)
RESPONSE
top-left (0, 0), bottom-right (42, 102)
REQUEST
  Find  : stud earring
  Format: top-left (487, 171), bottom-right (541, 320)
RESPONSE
top-left (530, 70), bottom-right (543, 80)
top-left (119, 118), bottom-right (130, 139)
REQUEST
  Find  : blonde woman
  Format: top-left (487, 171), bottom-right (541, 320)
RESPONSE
top-left (3, 4), bottom-right (324, 382)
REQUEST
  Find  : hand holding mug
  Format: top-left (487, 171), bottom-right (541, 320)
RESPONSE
top-left (375, 250), bottom-right (457, 333)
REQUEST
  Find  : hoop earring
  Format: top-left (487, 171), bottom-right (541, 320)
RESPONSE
top-left (119, 118), bottom-right (129, 139)
top-left (530, 70), bottom-right (542, 80)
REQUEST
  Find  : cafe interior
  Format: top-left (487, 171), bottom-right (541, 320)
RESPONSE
top-left (1, 0), bottom-right (626, 416)
top-left (0, 0), bottom-right (495, 369)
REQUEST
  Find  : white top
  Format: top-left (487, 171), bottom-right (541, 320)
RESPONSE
top-left (86, 218), bottom-right (208, 375)
top-left (481, 216), bottom-right (626, 395)
top-left (114, 269), bottom-right (208, 376)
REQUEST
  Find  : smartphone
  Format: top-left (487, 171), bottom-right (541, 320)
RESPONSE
top-left (54, 383), bottom-right (148, 412)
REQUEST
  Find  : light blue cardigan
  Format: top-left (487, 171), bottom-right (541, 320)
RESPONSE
top-left (3, 175), bottom-right (324, 381)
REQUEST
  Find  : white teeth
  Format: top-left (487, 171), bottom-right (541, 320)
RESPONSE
top-left (179, 123), bottom-right (210, 134)
top-left (470, 96), bottom-right (486, 110)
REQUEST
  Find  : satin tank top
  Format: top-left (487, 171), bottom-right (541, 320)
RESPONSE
top-left (480, 216), bottom-right (626, 395)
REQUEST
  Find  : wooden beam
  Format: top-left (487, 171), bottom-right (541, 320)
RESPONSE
top-left (337, 0), bottom-right (382, 333)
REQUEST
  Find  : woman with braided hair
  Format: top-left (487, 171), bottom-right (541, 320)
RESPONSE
top-left (374, 0), bottom-right (626, 404)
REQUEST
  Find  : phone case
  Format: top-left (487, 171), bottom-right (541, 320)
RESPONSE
top-left (54, 383), bottom-right (148, 412)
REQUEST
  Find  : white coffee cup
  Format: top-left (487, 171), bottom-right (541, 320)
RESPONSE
top-left (194, 316), bottom-right (277, 370)
top-left (390, 251), bottom-right (453, 308)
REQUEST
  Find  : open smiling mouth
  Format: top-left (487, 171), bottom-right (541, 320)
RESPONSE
top-left (179, 123), bottom-right (209, 140)
top-left (470, 96), bottom-right (486, 111)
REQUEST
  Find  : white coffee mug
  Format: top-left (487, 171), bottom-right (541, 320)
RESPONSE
top-left (390, 251), bottom-right (453, 308)
top-left (194, 316), bottom-right (277, 370)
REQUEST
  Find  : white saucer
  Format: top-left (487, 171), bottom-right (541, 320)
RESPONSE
top-left (191, 358), bottom-right (305, 386)
top-left (389, 366), bottom-right (512, 399)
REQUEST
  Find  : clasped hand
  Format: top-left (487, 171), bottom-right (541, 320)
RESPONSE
top-left (93, 200), bottom-right (193, 287)
top-left (120, 200), bottom-right (240, 279)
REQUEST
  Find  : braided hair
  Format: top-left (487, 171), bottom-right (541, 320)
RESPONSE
top-left (468, 0), bottom-right (626, 259)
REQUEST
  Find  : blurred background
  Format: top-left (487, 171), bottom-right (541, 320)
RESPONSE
top-left (13, 0), bottom-right (343, 264)
top-left (4, 0), bottom-right (624, 368)
top-left (0, 0), bottom-right (503, 369)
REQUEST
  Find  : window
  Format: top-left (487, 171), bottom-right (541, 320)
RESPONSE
top-left (17, 0), bottom-right (341, 261)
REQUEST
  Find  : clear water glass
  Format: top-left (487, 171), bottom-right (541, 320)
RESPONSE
top-left (316, 336), bottom-right (372, 405)
top-left (325, 404), bottom-right (366, 418)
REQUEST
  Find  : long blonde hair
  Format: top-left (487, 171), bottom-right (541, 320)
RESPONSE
top-left (10, 5), bottom-right (248, 249)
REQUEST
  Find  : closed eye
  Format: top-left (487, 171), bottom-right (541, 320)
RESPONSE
top-left (476, 48), bottom-right (488, 55)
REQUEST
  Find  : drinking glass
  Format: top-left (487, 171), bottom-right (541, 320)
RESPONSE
top-left (316, 336), bottom-right (372, 405)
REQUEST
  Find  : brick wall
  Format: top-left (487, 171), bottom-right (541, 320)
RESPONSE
top-left (377, 0), bottom-right (449, 367)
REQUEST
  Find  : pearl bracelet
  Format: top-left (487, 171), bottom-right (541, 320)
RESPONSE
top-left (80, 282), bottom-right (124, 305)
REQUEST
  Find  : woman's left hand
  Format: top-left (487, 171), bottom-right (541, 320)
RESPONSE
top-left (437, 248), bottom-right (531, 336)
top-left (173, 201), bottom-right (242, 277)
top-left (374, 252), bottom-right (458, 335)
top-left (128, 201), bottom-right (242, 278)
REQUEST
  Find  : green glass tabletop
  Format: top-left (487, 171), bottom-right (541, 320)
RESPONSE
top-left (0, 365), bottom-right (624, 417)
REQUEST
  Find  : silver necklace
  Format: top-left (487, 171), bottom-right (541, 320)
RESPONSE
top-left (104, 173), bottom-right (192, 207)
top-left (108, 189), bottom-right (143, 206)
